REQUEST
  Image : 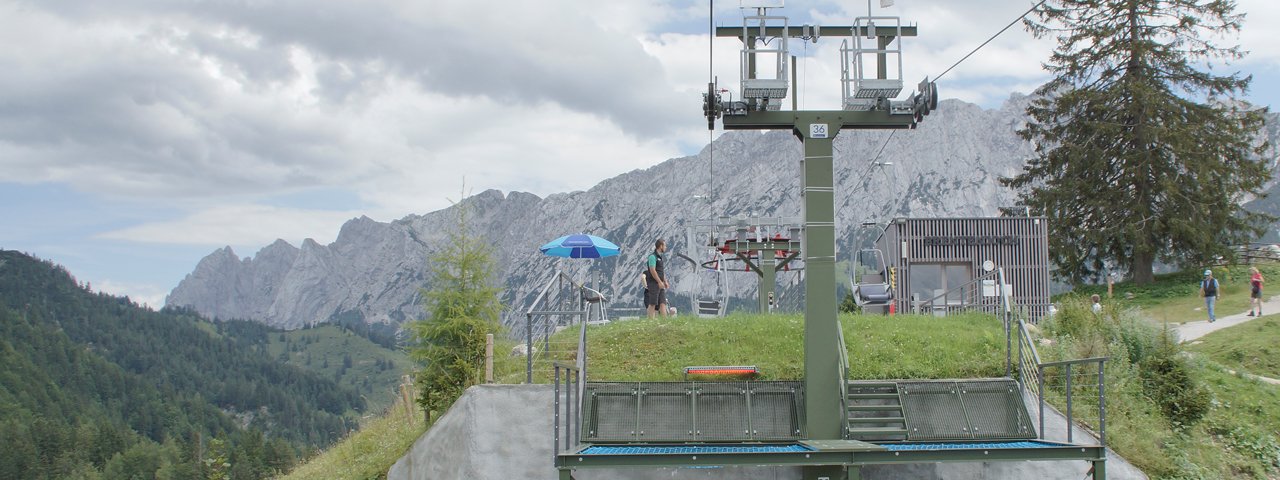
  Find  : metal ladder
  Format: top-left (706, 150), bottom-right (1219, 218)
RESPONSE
top-left (845, 380), bottom-right (908, 441)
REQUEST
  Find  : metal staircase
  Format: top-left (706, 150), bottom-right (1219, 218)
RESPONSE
top-left (845, 381), bottom-right (908, 441)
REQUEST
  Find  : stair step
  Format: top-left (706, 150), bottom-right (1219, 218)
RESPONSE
top-left (847, 404), bottom-right (904, 412)
top-left (847, 427), bottom-right (909, 435)
top-left (848, 393), bottom-right (900, 400)
top-left (847, 416), bottom-right (906, 424)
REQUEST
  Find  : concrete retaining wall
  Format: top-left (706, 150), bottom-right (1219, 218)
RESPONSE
top-left (388, 384), bottom-right (1147, 480)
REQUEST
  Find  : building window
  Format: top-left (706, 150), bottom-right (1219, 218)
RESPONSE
top-left (908, 263), bottom-right (973, 309)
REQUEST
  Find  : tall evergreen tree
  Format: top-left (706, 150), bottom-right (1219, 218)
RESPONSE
top-left (408, 190), bottom-right (503, 417)
top-left (1002, 0), bottom-right (1271, 284)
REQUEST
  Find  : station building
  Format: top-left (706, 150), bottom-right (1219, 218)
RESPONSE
top-left (875, 217), bottom-right (1052, 319)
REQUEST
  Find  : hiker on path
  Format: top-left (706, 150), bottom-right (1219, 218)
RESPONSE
top-left (1249, 266), bottom-right (1265, 316)
top-left (1091, 294), bottom-right (1102, 315)
top-left (645, 239), bottom-right (669, 318)
top-left (1200, 269), bottom-right (1220, 323)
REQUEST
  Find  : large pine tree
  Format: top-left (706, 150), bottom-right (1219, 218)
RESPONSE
top-left (1002, 0), bottom-right (1271, 284)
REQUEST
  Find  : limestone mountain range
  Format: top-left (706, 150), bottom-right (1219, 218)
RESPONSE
top-left (165, 95), bottom-right (1280, 331)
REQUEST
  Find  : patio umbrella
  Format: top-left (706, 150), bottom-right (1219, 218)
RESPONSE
top-left (540, 233), bottom-right (620, 259)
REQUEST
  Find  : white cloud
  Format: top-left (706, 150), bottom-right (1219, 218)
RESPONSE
top-left (95, 204), bottom-right (361, 249)
top-left (4, 0), bottom-right (1278, 300)
top-left (94, 279), bottom-right (169, 310)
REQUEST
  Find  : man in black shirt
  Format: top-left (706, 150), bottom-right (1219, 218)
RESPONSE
top-left (645, 239), bottom-right (669, 318)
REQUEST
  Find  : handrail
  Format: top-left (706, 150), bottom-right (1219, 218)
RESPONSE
top-left (1016, 318), bottom-right (1042, 396)
top-left (1038, 356), bottom-right (1109, 368)
top-left (1015, 315), bottom-right (1108, 447)
top-left (525, 270), bottom-right (608, 383)
top-left (1037, 357), bottom-right (1107, 446)
top-left (552, 362), bottom-right (581, 459)
top-left (836, 319), bottom-right (850, 438)
top-left (912, 267), bottom-right (1004, 315)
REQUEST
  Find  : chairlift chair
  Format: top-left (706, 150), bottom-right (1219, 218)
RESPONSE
top-left (695, 251), bottom-right (730, 317)
top-left (852, 248), bottom-right (893, 307)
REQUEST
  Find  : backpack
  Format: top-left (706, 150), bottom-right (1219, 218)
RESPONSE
top-left (1203, 278), bottom-right (1218, 296)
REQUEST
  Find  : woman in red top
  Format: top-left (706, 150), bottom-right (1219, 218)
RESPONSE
top-left (1249, 266), bottom-right (1264, 316)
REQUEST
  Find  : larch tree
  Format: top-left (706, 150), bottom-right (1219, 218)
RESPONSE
top-left (1002, 0), bottom-right (1271, 285)
top-left (408, 190), bottom-right (503, 417)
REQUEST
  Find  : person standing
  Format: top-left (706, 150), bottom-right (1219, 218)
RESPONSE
top-left (1249, 266), bottom-right (1265, 316)
top-left (1200, 269), bottom-right (1219, 323)
top-left (645, 239), bottom-right (669, 318)
top-left (1090, 294), bottom-right (1102, 315)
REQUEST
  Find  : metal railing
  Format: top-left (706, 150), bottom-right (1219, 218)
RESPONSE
top-left (1015, 317), bottom-right (1108, 446)
top-left (525, 270), bottom-right (607, 383)
top-left (910, 268), bottom-right (1009, 318)
top-left (1037, 357), bottom-right (1107, 446)
top-left (836, 319), bottom-right (851, 438)
top-left (552, 310), bottom-right (590, 456)
top-left (552, 362), bottom-right (581, 458)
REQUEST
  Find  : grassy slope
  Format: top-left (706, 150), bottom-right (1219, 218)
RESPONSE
top-left (286, 313), bottom-right (1005, 479)
top-left (264, 325), bottom-right (415, 415)
top-left (495, 312), bottom-right (1006, 383)
top-left (1056, 266), bottom-right (1280, 478)
top-left (1069, 264), bottom-right (1280, 324)
top-left (280, 399), bottom-right (428, 480)
top-left (1187, 316), bottom-right (1280, 379)
top-left (290, 274), bottom-right (1280, 479)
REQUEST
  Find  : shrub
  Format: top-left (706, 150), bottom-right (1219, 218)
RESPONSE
top-left (1139, 348), bottom-right (1210, 427)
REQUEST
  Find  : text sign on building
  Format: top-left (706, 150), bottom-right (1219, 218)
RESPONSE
top-left (921, 235), bottom-right (1018, 247)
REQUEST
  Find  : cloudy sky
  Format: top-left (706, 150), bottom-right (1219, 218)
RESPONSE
top-left (2, 0), bottom-right (1278, 308)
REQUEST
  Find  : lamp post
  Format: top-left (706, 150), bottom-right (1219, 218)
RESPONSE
top-left (873, 161), bottom-right (895, 218)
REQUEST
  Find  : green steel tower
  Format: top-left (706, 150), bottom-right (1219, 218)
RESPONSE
top-left (704, 7), bottom-right (937, 479)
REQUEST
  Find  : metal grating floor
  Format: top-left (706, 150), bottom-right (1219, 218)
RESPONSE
top-left (895, 379), bottom-right (1037, 441)
top-left (881, 441), bottom-right (1061, 451)
top-left (581, 444), bottom-right (812, 455)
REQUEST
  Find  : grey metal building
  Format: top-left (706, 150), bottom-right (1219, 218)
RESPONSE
top-left (876, 217), bottom-right (1052, 319)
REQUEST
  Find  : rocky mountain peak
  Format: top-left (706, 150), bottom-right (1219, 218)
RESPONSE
top-left (167, 94), bottom-right (1280, 330)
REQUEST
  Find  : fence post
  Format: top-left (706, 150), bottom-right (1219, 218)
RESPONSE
top-left (1098, 361), bottom-right (1106, 447)
top-left (1038, 366), bottom-right (1045, 440)
top-left (553, 366), bottom-right (561, 458)
top-left (401, 374), bottom-right (414, 422)
top-left (485, 334), bottom-right (494, 384)
top-left (526, 313), bottom-right (534, 384)
top-left (1066, 363), bottom-right (1073, 444)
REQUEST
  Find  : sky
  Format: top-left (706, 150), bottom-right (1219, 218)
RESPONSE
top-left (2, 0), bottom-right (1278, 309)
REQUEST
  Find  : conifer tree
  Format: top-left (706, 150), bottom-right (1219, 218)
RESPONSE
top-left (1002, 0), bottom-right (1271, 284)
top-left (408, 189), bottom-right (503, 417)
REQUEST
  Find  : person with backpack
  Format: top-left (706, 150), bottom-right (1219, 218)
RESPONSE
top-left (645, 238), bottom-right (669, 318)
top-left (1200, 269), bottom-right (1219, 323)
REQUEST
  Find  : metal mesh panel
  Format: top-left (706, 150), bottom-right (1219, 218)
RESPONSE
top-left (583, 383), bottom-right (639, 442)
top-left (958, 380), bottom-right (1035, 440)
top-left (694, 383), bottom-right (750, 440)
top-left (749, 382), bottom-right (804, 440)
top-left (581, 381), bottom-right (803, 443)
top-left (899, 381), bottom-right (971, 441)
top-left (637, 383), bottom-right (694, 441)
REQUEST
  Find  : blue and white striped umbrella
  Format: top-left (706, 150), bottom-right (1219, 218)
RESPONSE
top-left (540, 234), bottom-right (620, 259)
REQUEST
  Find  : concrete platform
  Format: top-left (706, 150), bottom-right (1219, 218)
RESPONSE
top-left (387, 384), bottom-right (1147, 480)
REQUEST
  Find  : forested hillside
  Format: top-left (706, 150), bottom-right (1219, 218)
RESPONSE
top-left (0, 250), bottom-right (370, 479)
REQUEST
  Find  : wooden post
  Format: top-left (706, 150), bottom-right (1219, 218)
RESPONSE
top-left (485, 334), bottom-right (495, 384)
top-left (401, 374), bottom-right (414, 422)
